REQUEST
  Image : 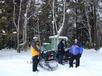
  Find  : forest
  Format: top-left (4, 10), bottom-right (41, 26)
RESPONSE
top-left (0, 0), bottom-right (102, 52)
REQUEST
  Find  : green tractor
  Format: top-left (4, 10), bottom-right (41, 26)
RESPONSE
top-left (41, 35), bottom-right (68, 61)
top-left (39, 35), bottom-right (68, 71)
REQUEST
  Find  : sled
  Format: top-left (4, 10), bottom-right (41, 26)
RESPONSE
top-left (38, 50), bottom-right (58, 71)
top-left (39, 59), bottom-right (58, 71)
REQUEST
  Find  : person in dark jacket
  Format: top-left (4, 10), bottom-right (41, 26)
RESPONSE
top-left (31, 37), bottom-right (41, 72)
top-left (57, 39), bottom-right (65, 65)
top-left (69, 39), bottom-right (83, 68)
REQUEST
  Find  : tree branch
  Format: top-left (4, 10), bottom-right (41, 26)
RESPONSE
top-left (13, 0), bottom-right (17, 29)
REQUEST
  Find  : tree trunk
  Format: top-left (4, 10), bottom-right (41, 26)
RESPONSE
top-left (84, 2), bottom-right (92, 44)
top-left (52, 0), bottom-right (55, 35)
top-left (93, 6), bottom-right (98, 50)
top-left (57, 0), bottom-right (66, 36)
top-left (22, 0), bottom-right (32, 51)
top-left (13, 0), bottom-right (22, 53)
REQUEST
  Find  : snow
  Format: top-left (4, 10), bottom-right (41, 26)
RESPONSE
top-left (57, 25), bottom-right (63, 36)
top-left (35, 0), bottom-right (42, 5)
top-left (66, 9), bottom-right (71, 13)
top-left (98, 47), bottom-right (102, 53)
top-left (49, 35), bottom-right (68, 40)
top-left (0, 48), bottom-right (102, 76)
top-left (99, 2), bottom-right (102, 7)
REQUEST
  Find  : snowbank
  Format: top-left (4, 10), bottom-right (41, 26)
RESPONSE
top-left (0, 48), bottom-right (102, 76)
top-left (0, 48), bottom-right (31, 60)
top-left (98, 47), bottom-right (102, 53)
top-left (84, 48), bottom-right (96, 51)
top-left (0, 48), bottom-right (16, 52)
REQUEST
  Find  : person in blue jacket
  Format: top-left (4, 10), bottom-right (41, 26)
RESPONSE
top-left (69, 39), bottom-right (83, 68)
top-left (79, 43), bottom-right (84, 57)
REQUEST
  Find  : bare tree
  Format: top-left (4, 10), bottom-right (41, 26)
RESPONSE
top-left (13, 0), bottom-right (22, 52)
top-left (84, 0), bottom-right (92, 44)
top-left (57, 0), bottom-right (66, 36)
top-left (52, 0), bottom-right (66, 36)
top-left (52, 0), bottom-right (66, 50)
top-left (13, 0), bottom-right (34, 52)
top-left (22, 0), bottom-right (32, 49)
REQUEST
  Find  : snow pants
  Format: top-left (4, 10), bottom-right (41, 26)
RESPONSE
top-left (69, 54), bottom-right (81, 68)
top-left (57, 51), bottom-right (65, 64)
top-left (32, 55), bottom-right (39, 71)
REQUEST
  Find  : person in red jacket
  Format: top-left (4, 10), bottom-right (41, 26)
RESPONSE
top-left (31, 37), bottom-right (41, 72)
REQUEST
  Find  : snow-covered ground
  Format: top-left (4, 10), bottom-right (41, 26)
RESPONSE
top-left (0, 48), bottom-right (102, 76)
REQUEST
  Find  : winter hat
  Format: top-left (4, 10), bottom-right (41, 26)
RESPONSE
top-left (33, 36), bottom-right (38, 39)
top-left (33, 36), bottom-right (38, 41)
top-left (74, 39), bottom-right (78, 43)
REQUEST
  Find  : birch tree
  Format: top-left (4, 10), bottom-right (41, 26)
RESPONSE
top-left (84, 1), bottom-right (92, 44)
top-left (21, 0), bottom-right (32, 49)
top-left (13, 0), bottom-right (22, 52)
top-left (13, 0), bottom-right (35, 52)
top-left (52, 0), bottom-right (66, 49)
top-left (52, 0), bottom-right (66, 36)
top-left (57, 0), bottom-right (66, 36)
